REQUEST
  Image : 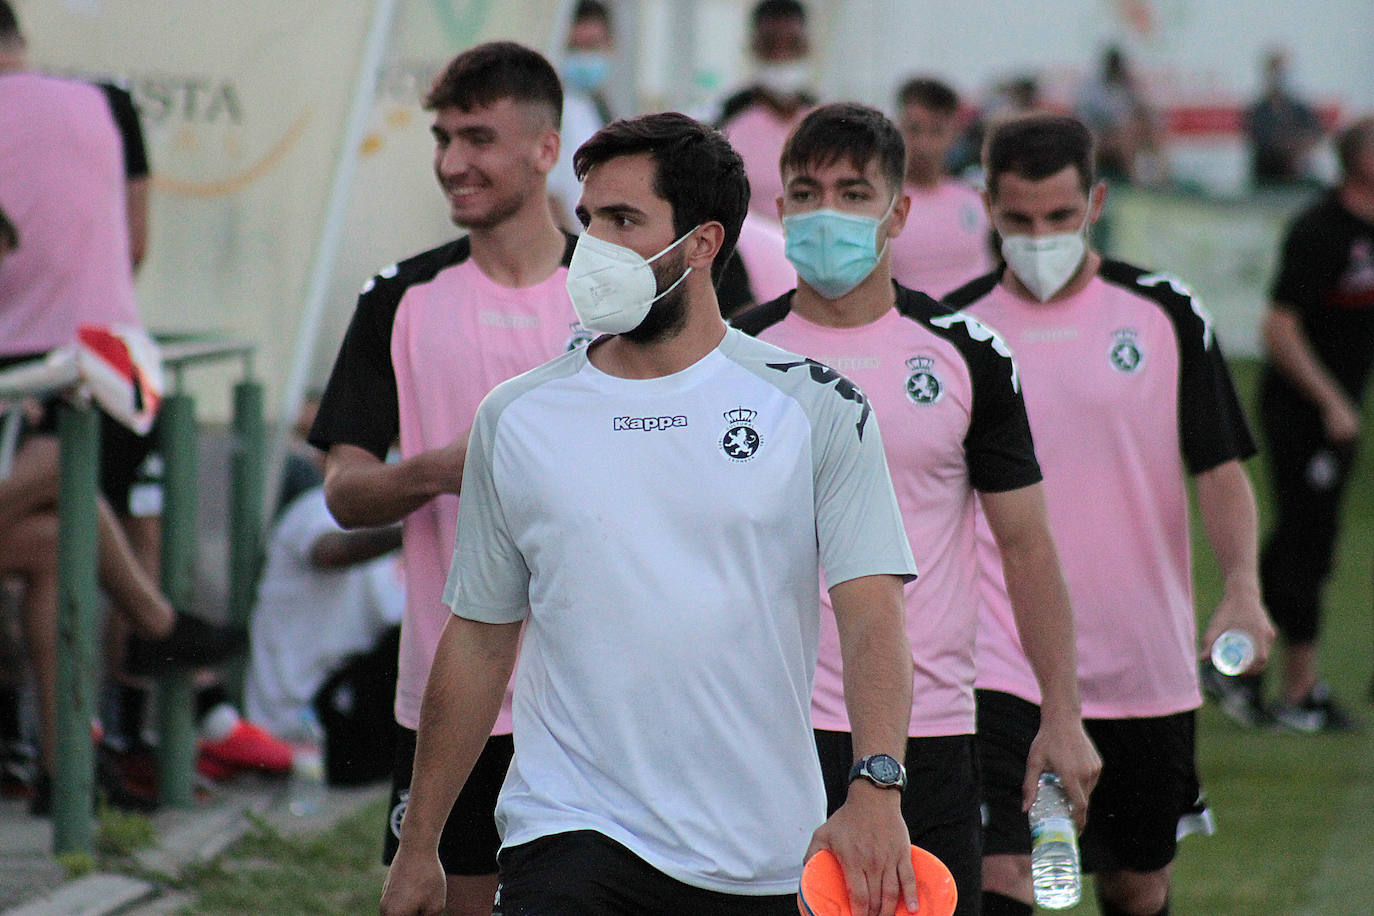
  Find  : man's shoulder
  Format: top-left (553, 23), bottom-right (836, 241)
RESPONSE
top-left (722, 330), bottom-right (875, 440)
top-left (355, 237), bottom-right (472, 311)
top-left (941, 270), bottom-right (1003, 309)
top-left (730, 291), bottom-right (794, 337)
top-left (477, 344), bottom-right (589, 425)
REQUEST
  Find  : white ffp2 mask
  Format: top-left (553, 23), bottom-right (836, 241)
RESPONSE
top-left (565, 227), bottom-right (698, 334)
top-left (1000, 224), bottom-right (1088, 302)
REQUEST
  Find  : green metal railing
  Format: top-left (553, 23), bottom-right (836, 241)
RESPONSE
top-left (0, 337), bottom-right (264, 854)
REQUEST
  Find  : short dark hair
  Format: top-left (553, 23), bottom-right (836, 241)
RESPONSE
top-left (1336, 116), bottom-right (1374, 176)
top-left (0, 203), bottom-right (17, 251)
top-left (573, 0), bottom-right (611, 26)
top-left (752, 0), bottom-right (806, 28)
top-left (780, 102), bottom-right (906, 194)
top-left (574, 113), bottom-right (749, 275)
top-left (424, 41), bottom-right (562, 129)
top-left (897, 77), bottom-right (959, 116)
top-left (0, 1), bottom-right (20, 42)
top-left (983, 113), bottom-right (1096, 197)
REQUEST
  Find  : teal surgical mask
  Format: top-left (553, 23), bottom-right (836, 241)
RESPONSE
top-left (563, 51), bottom-right (611, 93)
top-left (783, 195), bottom-right (896, 299)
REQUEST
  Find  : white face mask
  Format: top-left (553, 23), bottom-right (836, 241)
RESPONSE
top-left (566, 226), bottom-right (698, 335)
top-left (1000, 218), bottom-right (1089, 302)
top-left (754, 61), bottom-right (811, 97)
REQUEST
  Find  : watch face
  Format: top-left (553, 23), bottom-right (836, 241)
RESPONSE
top-left (870, 755), bottom-right (902, 784)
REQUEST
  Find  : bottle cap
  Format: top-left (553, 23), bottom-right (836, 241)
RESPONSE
top-left (1210, 629), bottom-right (1256, 676)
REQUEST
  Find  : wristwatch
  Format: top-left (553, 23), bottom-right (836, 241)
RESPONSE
top-left (848, 753), bottom-right (907, 792)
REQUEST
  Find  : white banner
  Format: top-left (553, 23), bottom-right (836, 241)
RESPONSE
top-left (17, 0), bottom-right (563, 420)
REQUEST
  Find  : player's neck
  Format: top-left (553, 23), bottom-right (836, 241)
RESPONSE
top-left (0, 46), bottom-right (24, 73)
top-left (588, 282), bottom-right (728, 379)
top-left (904, 169), bottom-right (942, 192)
top-left (467, 203), bottom-right (566, 288)
top-left (791, 266), bottom-right (896, 329)
top-left (1003, 250), bottom-right (1102, 304)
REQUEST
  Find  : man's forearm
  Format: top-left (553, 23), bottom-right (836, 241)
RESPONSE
top-left (830, 575), bottom-right (912, 759)
top-left (322, 443), bottom-right (462, 529)
top-left (1194, 461), bottom-right (1261, 595)
top-left (398, 614), bottom-right (518, 852)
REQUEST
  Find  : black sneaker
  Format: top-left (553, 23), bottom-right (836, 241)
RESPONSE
top-left (125, 612), bottom-right (246, 677)
top-left (1272, 682), bottom-right (1360, 733)
top-left (1199, 660), bottom-right (1274, 728)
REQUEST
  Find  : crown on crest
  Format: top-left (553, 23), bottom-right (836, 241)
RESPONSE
top-left (724, 406), bottom-right (757, 424)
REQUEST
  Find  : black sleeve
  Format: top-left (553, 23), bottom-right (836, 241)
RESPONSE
top-left (730, 291), bottom-right (794, 336)
top-left (1270, 203), bottom-right (1333, 317)
top-left (1107, 262), bottom-right (1257, 474)
top-left (308, 273), bottom-right (405, 460)
top-left (898, 287), bottom-right (1041, 492)
top-left (98, 83), bottom-right (150, 180)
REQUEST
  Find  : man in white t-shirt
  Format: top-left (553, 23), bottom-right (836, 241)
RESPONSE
top-left (382, 112), bottom-right (920, 916)
top-left (888, 77), bottom-right (994, 298)
top-left (945, 113), bottom-right (1276, 916)
top-left (310, 43), bottom-right (580, 916)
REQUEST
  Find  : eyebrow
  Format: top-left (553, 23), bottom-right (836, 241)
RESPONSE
top-left (587, 202), bottom-right (648, 222)
top-left (786, 174), bottom-right (876, 191)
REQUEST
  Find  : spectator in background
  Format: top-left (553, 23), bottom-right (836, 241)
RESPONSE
top-left (1075, 45), bottom-right (1164, 185)
top-left (889, 77), bottom-right (994, 297)
top-left (1206, 118), bottom-right (1374, 732)
top-left (1245, 49), bottom-right (1323, 187)
top-left (717, 0), bottom-right (817, 218)
top-left (548, 0), bottom-right (616, 231)
top-left (244, 475), bottom-right (403, 781)
top-left (947, 75), bottom-right (1041, 181)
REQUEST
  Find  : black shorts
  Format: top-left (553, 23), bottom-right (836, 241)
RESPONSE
top-left (495, 830), bottom-right (797, 916)
top-left (815, 730), bottom-right (981, 916)
top-left (382, 727), bottom-right (513, 876)
top-left (976, 689), bottom-right (1210, 874)
top-left (0, 353), bottom-right (161, 516)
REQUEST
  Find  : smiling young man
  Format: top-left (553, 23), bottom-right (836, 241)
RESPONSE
top-left (380, 112), bottom-right (920, 916)
top-left (308, 42), bottom-right (579, 916)
top-left (732, 102), bottom-right (1099, 916)
top-left (945, 113), bottom-right (1276, 916)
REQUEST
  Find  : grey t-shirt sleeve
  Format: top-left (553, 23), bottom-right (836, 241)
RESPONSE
top-left (810, 376), bottom-right (918, 590)
top-left (443, 395), bottom-right (531, 623)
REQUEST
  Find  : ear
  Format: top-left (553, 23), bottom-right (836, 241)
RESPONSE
top-left (888, 192), bottom-right (912, 239)
top-left (533, 126), bottom-right (561, 175)
top-left (775, 194), bottom-right (785, 222)
top-left (684, 222), bottom-right (725, 270)
top-left (980, 188), bottom-right (994, 223)
top-left (1087, 181), bottom-right (1108, 225)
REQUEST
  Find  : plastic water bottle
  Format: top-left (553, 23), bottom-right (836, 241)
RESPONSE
top-left (1029, 772), bottom-right (1081, 909)
top-left (1210, 629), bottom-right (1256, 677)
top-left (288, 709), bottom-right (326, 817)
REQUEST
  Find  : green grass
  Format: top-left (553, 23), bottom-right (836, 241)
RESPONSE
top-left (168, 801), bottom-right (390, 915)
top-left (164, 359), bottom-right (1374, 914)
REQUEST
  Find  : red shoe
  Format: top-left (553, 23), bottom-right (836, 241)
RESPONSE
top-left (196, 751), bottom-right (240, 782)
top-left (198, 720), bottom-right (293, 774)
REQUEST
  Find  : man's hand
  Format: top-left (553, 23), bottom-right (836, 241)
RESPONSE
top-left (1321, 398), bottom-right (1361, 445)
top-left (1022, 718), bottom-right (1101, 832)
top-left (1198, 584), bottom-right (1276, 676)
top-left (378, 845), bottom-right (446, 916)
top-left (806, 782), bottom-right (918, 916)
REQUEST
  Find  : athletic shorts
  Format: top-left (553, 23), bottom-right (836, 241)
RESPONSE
top-left (382, 727), bottom-right (512, 876)
top-left (976, 689), bottom-right (1211, 874)
top-left (815, 730), bottom-right (981, 916)
top-left (494, 830), bottom-right (797, 915)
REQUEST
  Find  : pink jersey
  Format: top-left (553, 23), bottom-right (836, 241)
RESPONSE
top-left (889, 180), bottom-right (992, 299)
top-left (736, 286), bottom-right (1039, 736)
top-left (722, 102), bottom-right (812, 218)
top-left (0, 73), bottom-right (139, 355)
top-left (311, 236), bottom-right (581, 731)
top-left (948, 263), bottom-right (1255, 719)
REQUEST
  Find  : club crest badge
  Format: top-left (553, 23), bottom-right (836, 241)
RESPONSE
top-left (389, 789), bottom-right (409, 839)
top-left (720, 407), bottom-right (762, 461)
top-left (1109, 329), bottom-right (1143, 373)
top-left (905, 356), bottom-right (943, 405)
top-left (566, 322), bottom-right (595, 351)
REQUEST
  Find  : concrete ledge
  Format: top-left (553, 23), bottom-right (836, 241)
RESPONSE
top-left (2, 874), bottom-right (153, 916)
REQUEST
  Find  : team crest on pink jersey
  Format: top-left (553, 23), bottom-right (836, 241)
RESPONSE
top-left (720, 407), bottom-right (762, 461)
top-left (566, 322), bottom-right (595, 351)
top-left (905, 356), bottom-right (943, 404)
top-left (1109, 328), bottom-right (1143, 372)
